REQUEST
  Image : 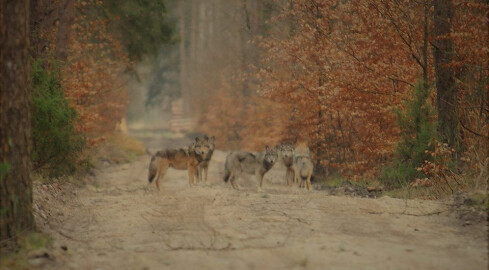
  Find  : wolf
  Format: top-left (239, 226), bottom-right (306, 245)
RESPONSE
top-left (278, 143), bottom-right (295, 185)
top-left (196, 135), bottom-right (215, 183)
top-left (223, 145), bottom-right (278, 192)
top-left (293, 142), bottom-right (314, 190)
top-left (147, 137), bottom-right (211, 190)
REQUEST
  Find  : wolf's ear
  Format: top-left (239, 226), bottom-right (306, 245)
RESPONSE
top-left (210, 136), bottom-right (215, 142)
top-left (203, 135), bottom-right (209, 140)
top-left (265, 145), bottom-right (270, 151)
top-left (195, 137), bottom-right (200, 142)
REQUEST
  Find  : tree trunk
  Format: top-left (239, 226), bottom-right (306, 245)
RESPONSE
top-left (422, 0), bottom-right (429, 91)
top-left (433, 0), bottom-right (460, 153)
top-left (55, 0), bottom-right (75, 61)
top-left (240, 0), bottom-right (251, 96)
top-left (179, 2), bottom-right (189, 116)
top-left (30, 0), bottom-right (58, 59)
top-left (0, 0), bottom-right (34, 244)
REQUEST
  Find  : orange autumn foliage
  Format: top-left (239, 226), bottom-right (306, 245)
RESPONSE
top-left (62, 1), bottom-right (130, 144)
top-left (200, 0), bottom-right (488, 179)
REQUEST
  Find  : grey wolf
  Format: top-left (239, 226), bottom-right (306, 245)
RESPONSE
top-left (223, 145), bottom-right (278, 192)
top-left (147, 137), bottom-right (211, 190)
top-left (196, 135), bottom-right (215, 183)
top-left (278, 143), bottom-right (294, 185)
top-left (293, 142), bottom-right (314, 190)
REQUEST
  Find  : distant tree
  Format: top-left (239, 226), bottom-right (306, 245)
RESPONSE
top-left (433, 0), bottom-right (461, 153)
top-left (0, 0), bottom-right (34, 243)
top-left (98, 0), bottom-right (176, 61)
top-left (382, 82), bottom-right (437, 188)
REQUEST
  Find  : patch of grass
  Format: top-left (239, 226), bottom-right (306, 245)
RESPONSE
top-left (17, 232), bottom-right (51, 251)
top-left (262, 193), bottom-right (270, 199)
top-left (92, 181), bottom-right (100, 190)
top-left (90, 133), bottom-right (146, 166)
top-left (382, 184), bottom-right (452, 200)
top-left (316, 175), bottom-right (378, 190)
top-left (0, 232), bottom-right (52, 269)
top-left (383, 171), bottom-right (488, 200)
top-left (464, 191), bottom-right (489, 211)
top-left (32, 172), bottom-right (85, 188)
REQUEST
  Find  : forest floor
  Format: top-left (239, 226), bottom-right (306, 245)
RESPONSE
top-left (30, 137), bottom-right (488, 270)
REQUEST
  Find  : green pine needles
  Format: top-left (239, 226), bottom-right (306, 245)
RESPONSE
top-left (381, 81), bottom-right (437, 188)
top-left (31, 60), bottom-right (85, 177)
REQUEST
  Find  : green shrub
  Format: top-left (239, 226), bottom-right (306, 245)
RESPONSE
top-left (31, 60), bottom-right (85, 177)
top-left (381, 81), bottom-right (437, 188)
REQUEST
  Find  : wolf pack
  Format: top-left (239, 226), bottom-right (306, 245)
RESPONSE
top-left (147, 135), bottom-right (314, 192)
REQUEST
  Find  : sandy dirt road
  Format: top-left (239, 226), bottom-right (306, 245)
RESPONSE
top-left (35, 150), bottom-right (488, 270)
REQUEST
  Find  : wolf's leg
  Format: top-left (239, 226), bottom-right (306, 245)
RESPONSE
top-left (286, 169), bottom-right (291, 186)
top-left (156, 161), bottom-right (170, 191)
top-left (198, 164), bottom-right (203, 183)
top-left (188, 165), bottom-right (196, 187)
top-left (293, 171), bottom-right (298, 187)
top-left (306, 173), bottom-right (312, 190)
top-left (154, 169), bottom-right (161, 191)
top-left (230, 173), bottom-right (239, 190)
top-left (234, 175), bottom-right (241, 190)
top-left (257, 172), bottom-right (264, 192)
top-left (195, 165), bottom-right (200, 183)
top-left (229, 172), bottom-right (234, 188)
top-left (204, 163), bottom-right (209, 183)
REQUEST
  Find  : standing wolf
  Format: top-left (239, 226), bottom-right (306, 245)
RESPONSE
top-left (196, 135), bottom-right (215, 183)
top-left (293, 142), bottom-right (314, 190)
top-left (223, 146), bottom-right (278, 192)
top-left (278, 143), bottom-right (295, 185)
top-left (147, 137), bottom-right (211, 190)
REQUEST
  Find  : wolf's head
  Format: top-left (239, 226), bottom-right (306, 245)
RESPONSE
top-left (278, 143), bottom-right (294, 160)
top-left (264, 145), bottom-right (278, 165)
top-left (203, 135), bottom-right (215, 151)
top-left (191, 136), bottom-right (211, 160)
top-left (202, 135), bottom-right (216, 160)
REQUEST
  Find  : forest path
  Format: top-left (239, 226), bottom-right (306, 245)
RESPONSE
top-left (37, 150), bottom-right (488, 270)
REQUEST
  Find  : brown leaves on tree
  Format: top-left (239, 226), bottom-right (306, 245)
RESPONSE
top-left (200, 0), bottom-right (488, 179)
top-left (62, 1), bottom-right (130, 144)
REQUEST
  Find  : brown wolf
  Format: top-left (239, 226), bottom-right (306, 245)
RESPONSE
top-left (147, 137), bottom-right (211, 190)
top-left (223, 145), bottom-right (278, 192)
top-left (293, 142), bottom-right (313, 190)
top-left (278, 143), bottom-right (294, 185)
top-left (196, 135), bottom-right (215, 183)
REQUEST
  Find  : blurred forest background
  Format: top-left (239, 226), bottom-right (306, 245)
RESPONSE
top-left (15, 0), bottom-right (489, 187)
top-left (1, 0), bottom-right (488, 244)
top-left (137, 0), bottom-right (488, 192)
top-left (0, 0), bottom-right (489, 252)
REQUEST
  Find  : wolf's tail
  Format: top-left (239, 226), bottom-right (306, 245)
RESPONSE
top-left (148, 155), bottom-right (157, 183)
top-left (223, 167), bottom-right (231, 182)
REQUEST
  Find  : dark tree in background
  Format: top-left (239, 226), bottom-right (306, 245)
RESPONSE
top-left (433, 0), bottom-right (460, 153)
top-left (0, 1), bottom-right (34, 243)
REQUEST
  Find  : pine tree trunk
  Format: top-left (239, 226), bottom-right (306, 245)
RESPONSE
top-left (240, 0), bottom-right (251, 96)
top-left (30, 0), bottom-right (58, 59)
top-left (179, 2), bottom-right (189, 116)
top-left (0, 0), bottom-right (34, 243)
top-left (433, 0), bottom-right (461, 152)
top-left (55, 0), bottom-right (75, 61)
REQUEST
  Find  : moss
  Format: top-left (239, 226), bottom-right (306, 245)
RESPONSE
top-left (0, 232), bottom-right (52, 270)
